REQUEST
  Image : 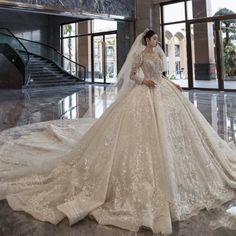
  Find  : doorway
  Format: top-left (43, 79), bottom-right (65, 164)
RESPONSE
top-left (161, 0), bottom-right (236, 91)
top-left (92, 32), bottom-right (117, 83)
top-left (186, 15), bottom-right (236, 90)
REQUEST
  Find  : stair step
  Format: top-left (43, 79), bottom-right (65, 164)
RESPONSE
top-left (18, 52), bottom-right (83, 88)
top-left (35, 75), bottom-right (78, 80)
top-left (29, 63), bottom-right (57, 67)
top-left (37, 81), bottom-right (78, 84)
top-left (30, 72), bottom-right (63, 76)
top-left (30, 67), bottom-right (60, 71)
top-left (28, 81), bottom-right (83, 88)
top-left (31, 74), bottom-right (63, 78)
top-left (30, 72), bottom-right (65, 77)
top-left (29, 78), bottom-right (83, 83)
top-left (29, 77), bottom-right (73, 82)
top-left (29, 66), bottom-right (59, 71)
top-left (29, 62), bottom-right (51, 65)
top-left (29, 61), bottom-right (57, 64)
top-left (30, 59), bottom-right (48, 62)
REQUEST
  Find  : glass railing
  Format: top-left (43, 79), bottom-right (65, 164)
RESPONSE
top-left (17, 37), bottom-right (86, 81)
top-left (0, 28), bottom-right (29, 64)
top-left (0, 28), bottom-right (30, 84)
top-left (0, 28), bottom-right (86, 84)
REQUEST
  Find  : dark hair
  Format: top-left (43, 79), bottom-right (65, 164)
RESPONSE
top-left (143, 30), bottom-right (156, 45)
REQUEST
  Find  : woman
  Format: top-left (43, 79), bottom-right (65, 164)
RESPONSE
top-left (130, 29), bottom-right (182, 91)
top-left (1, 29), bottom-right (236, 235)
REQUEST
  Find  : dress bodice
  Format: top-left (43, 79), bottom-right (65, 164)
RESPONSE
top-left (130, 51), bottom-right (163, 84)
top-left (141, 52), bottom-right (162, 80)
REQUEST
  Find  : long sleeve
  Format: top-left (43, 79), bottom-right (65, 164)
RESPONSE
top-left (156, 46), bottom-right (167, 72)
top-left (129, 53), bottom-right (143, 85)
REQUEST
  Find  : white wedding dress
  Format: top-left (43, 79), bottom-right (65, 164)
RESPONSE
top-left (1, 50), bottom-right (236, 235)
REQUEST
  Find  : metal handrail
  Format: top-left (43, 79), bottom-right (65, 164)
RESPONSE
top-left (16, 36), bottom-right (86, 80)
top-left (0, 27), bottom-right (87, 82)
top-left (0, 28), bottom-right (29, 65)
top-left (16, 36), bottom-right (86, 70)
top-left (0, 28), bottom-right (30, 84)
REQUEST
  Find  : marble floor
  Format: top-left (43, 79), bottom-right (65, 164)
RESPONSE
top-left (172, 78), bottom-right (236, 90)
top-left (1, 84), bottom-right (236, 236)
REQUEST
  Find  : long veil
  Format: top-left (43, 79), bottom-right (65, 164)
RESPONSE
top-left (0, 29), bottom-right (167, 178)
top-left (96, 28), bottom-right (167, 107)
top-left (81, 28), bottom-right (168, 118)
top-left (116, 31), bottom-right (145, 96)
top-left (116, 28), bottom-right (167, 98)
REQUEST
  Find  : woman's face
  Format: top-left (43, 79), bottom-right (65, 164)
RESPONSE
top-left (147, 34), bottom-right (158, 48)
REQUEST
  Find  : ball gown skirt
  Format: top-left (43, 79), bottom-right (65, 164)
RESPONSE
top-left (1, 77), bottom-right (236, 234)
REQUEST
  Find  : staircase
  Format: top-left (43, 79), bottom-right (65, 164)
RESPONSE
top-left (0, 43), bottom-right (26, 89)
top-left (0, 28), bottom-right (86, 88)
top-left (24, 54), bottom-right (84, 88)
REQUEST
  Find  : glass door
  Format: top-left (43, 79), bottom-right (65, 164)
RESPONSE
top-left (163, 23), bottom-right (188, 87)
top-left (92, 33), bottom-right (117, 83)
top-left (189, 21), bottom-right (219, 89)
top-left (93, 35), bottom-right (104, 83)
top-left (61, 23), bottom-right (77, 76)
top-left (221, 19), bottom-right (236, 90)
top-left (187, 17), bottom-right (236, 91)
top-left (105, 34), bottom-right (117, 83)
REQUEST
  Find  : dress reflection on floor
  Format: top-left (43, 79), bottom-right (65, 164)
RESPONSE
top-left (1, 85), bottom-right (236, 235)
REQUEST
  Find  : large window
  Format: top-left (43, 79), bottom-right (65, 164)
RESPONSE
top-left (162, 20), bottom-right (188, 87)
top-left (161, 0), bottom-right (236, 91)
top-left (92, 33), bottom-right (117, 83)
top-left (211, 0), bottom-right (236, 17)
top-left (175, 44), bottom-right (180, 57)
top-left (161, 1), bottom-right (191, 87)
top-left (92, 19), bottom-right (117, 33)
top-left (61, 19), bottom-right (117, 83)
top-left (162, 0), bottom-right (236, 21)
top-left (163, 2), bottom-right (185, 23)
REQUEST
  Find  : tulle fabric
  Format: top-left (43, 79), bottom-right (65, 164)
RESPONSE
top-left (116, 28), bottom-right (167, 97)
top-left (1, 48), bottom-right (236, 234)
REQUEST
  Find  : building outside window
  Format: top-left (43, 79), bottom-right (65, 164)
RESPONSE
top-left (161, 0), bottom-right (236, 90)
top-left (61, 19), bottom-right (117, 83)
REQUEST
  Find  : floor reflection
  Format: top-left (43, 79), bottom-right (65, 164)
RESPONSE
top-left (1, 86), bottom-right (236, 235)
top-left (185, 91), bottom-right (236, 143)
top-left (58, 88), bottom-right (236, 143)
top-left (172, 79), bottom-right (236, 90)
top-left (0, 86), bottom-right (236, 144)
top-left (58, 85), bottom-right (118, 119)
top-left (1, 197), bottom-right (236, 236)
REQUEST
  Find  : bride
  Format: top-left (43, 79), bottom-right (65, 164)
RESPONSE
top-left (1, 28), bottom-right (236, 235)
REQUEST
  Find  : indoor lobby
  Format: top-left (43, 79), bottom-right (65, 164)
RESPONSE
top-left (1, 1), bottom-right (236, 236)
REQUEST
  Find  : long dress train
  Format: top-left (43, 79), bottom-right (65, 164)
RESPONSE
top-left (1, 51), bottom-right (236, 235)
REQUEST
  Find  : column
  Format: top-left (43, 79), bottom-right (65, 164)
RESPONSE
top-left (192, 0), bottom-right (216, 80)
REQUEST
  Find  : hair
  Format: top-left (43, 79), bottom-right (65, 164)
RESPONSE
top-left (143, 29), bottom-right (156, 45)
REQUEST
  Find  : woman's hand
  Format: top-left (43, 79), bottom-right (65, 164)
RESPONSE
top-left (175, 84), bottom-right (182, 91)
top-left (161, 75), bottom-right (182, 91)
top-left (142, 79), bottom-right (156, 88)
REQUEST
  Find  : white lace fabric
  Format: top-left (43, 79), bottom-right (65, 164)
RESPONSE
top-left (0, 52), bottom-right (236, 235)
top-left (130, 51), bottom-right (163, 84)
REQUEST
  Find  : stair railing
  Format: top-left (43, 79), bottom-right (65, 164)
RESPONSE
top-left (0, 28), bottom-right (86, 83)
top-left (16, 37), bottom-right (86, 81)
top-left (0, 28), bottom-right (30, 85)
